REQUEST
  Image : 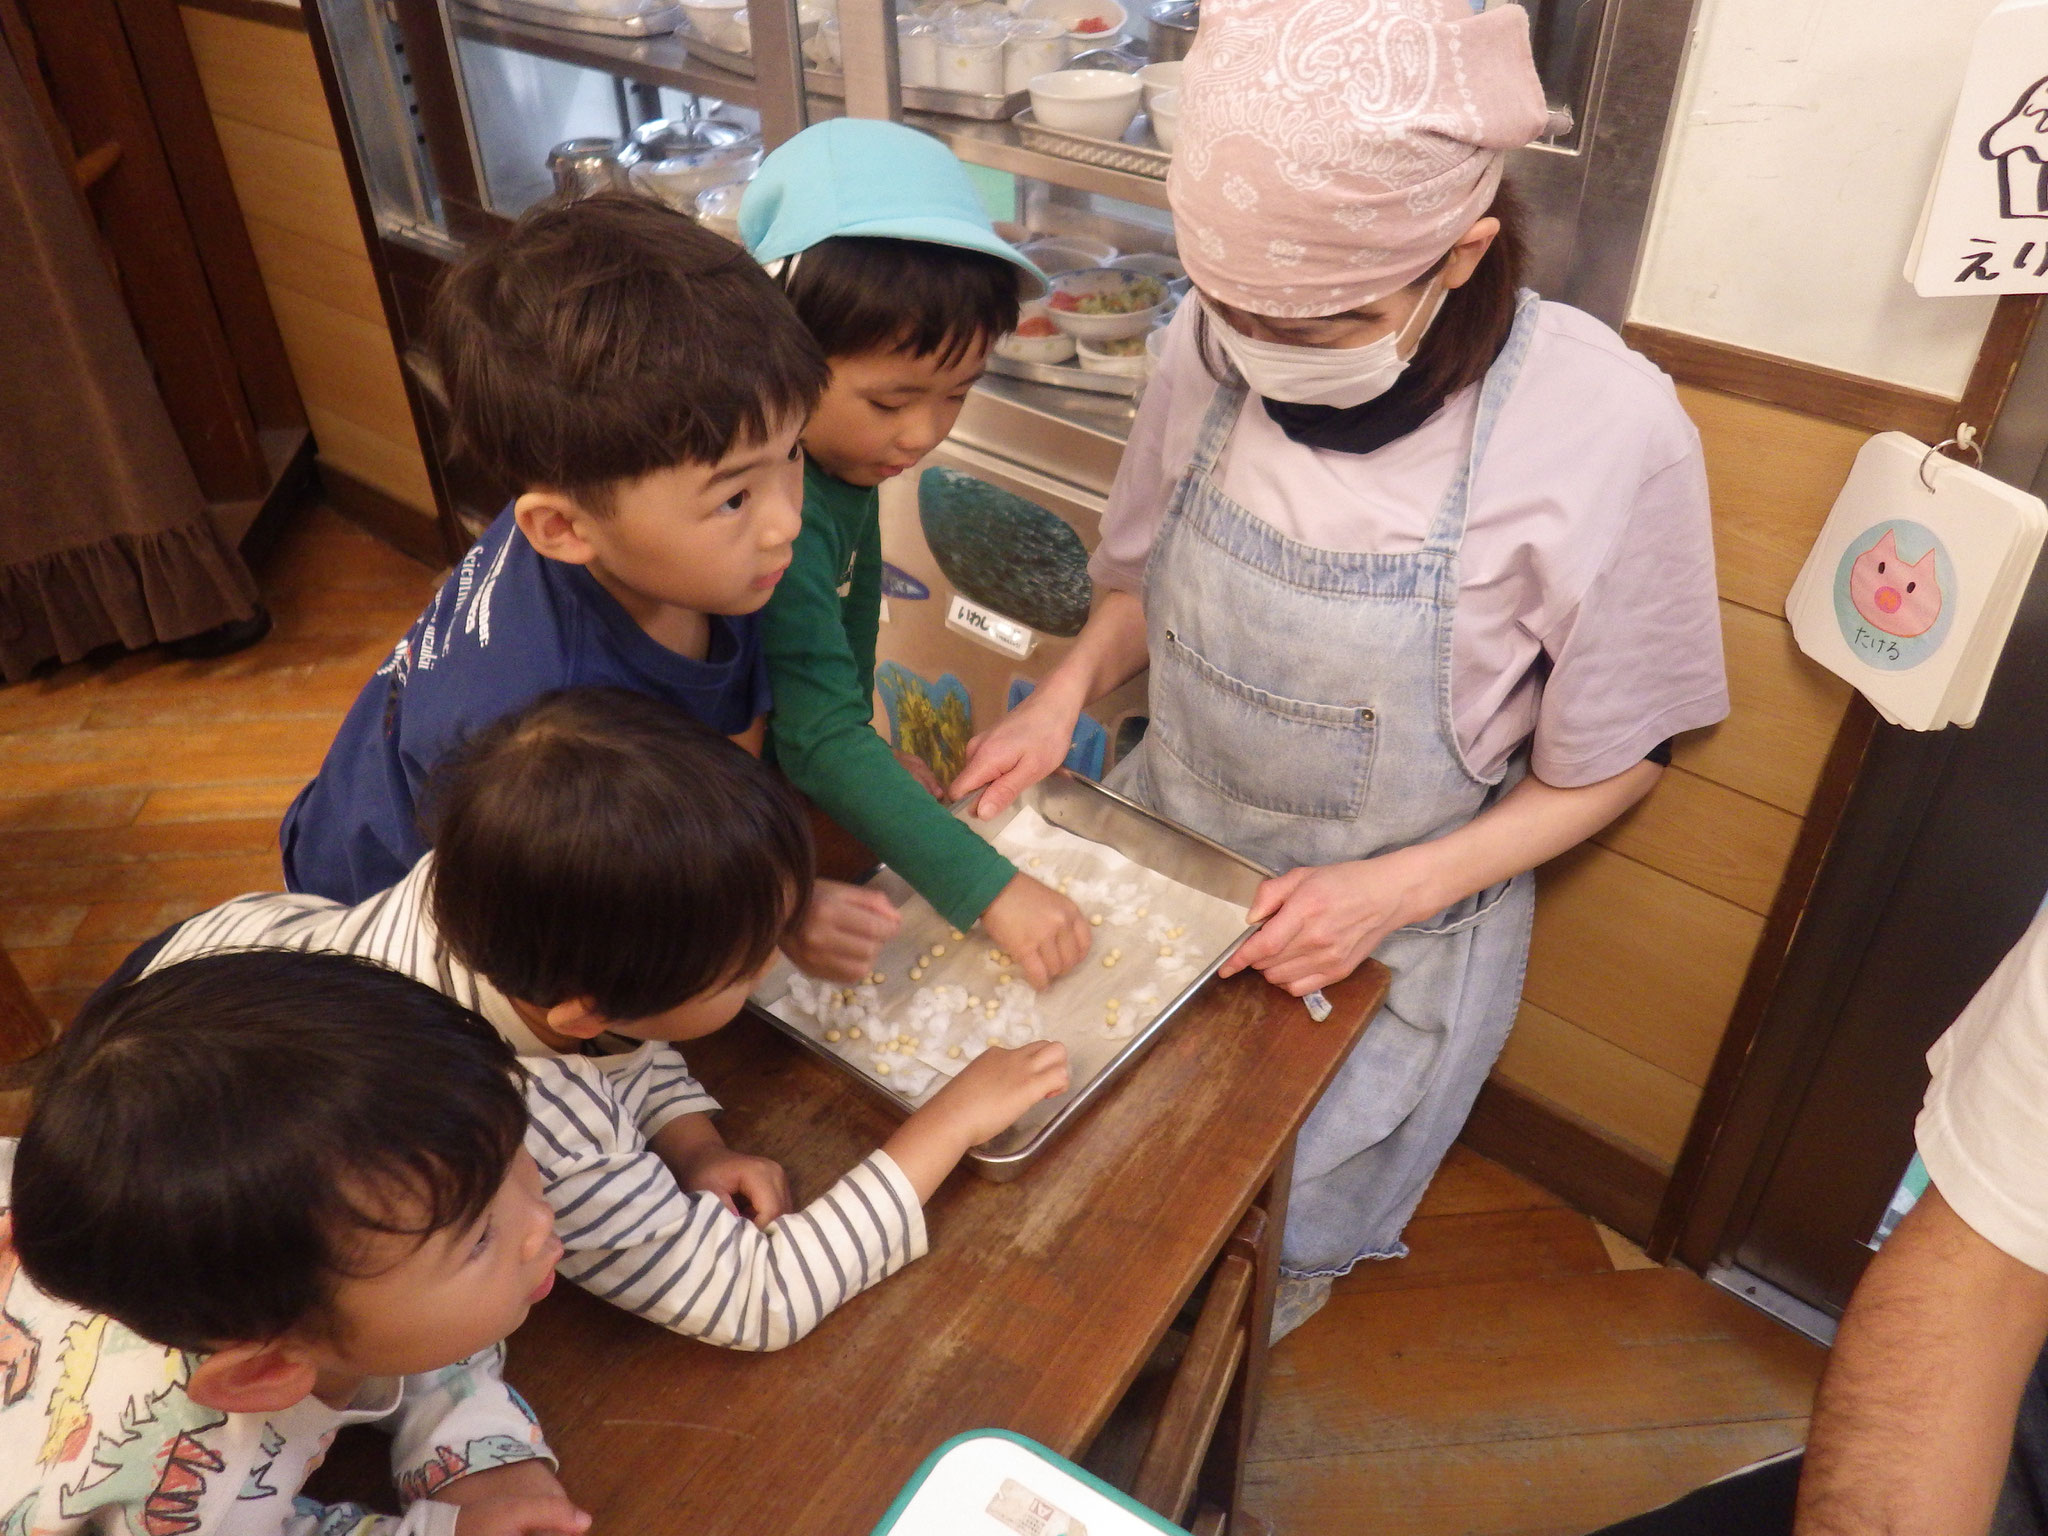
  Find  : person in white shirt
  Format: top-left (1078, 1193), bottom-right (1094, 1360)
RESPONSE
top-left (0, 950), bottom-right (578, 1536)
top-left (133, 687), bottom-right (1068, 1351)
top-left (1797, 901), bottom-right (2048, 1534)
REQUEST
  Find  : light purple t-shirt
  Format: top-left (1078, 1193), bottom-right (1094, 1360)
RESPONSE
top-left (1091, 298), bottom-right (1730, 787)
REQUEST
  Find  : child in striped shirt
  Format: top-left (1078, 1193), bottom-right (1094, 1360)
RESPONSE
top-left (137, 688), bottom-right (1068, 1351)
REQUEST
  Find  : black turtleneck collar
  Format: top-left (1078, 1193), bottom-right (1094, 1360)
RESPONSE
top-left (1257, 357), bottom-right (1457, 455)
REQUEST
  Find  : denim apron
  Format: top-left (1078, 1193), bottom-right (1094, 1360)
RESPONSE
top-left (1110, 294), bottom-right (1543, 1276)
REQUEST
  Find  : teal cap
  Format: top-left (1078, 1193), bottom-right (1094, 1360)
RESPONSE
top-left (740, 119), bottom-right (1047, 297)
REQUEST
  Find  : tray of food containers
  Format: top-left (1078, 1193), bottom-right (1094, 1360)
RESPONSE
top-left (1017, 57), bottom-right (1179, 174)
top-left (748, 769), bottom-right (1266, 1180)
top-left (988, 260), bottom-right (1180, 397)
top-left (675, 0), bottom-right (1128, 120)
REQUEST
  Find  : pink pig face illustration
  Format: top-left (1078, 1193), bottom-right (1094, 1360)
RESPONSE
top-left (1849, 528), bottom-right (1944, 638)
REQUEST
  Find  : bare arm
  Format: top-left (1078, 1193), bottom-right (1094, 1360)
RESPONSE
top-left (948, 590), bottom-right (1150, 816)
top-left (1226, 760), bottom-right (1663, 995)
top-left (1798, 1184), bottom-right (2048, 1536)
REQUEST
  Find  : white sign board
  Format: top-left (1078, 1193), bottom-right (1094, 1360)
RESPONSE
top-left (1909, 0), bottom-right (2048, 295)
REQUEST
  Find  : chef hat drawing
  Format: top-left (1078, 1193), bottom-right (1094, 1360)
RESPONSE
top-left (1166, 0), bottom-right (1552, 317)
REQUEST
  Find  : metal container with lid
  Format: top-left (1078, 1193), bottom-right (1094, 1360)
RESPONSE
top-left (1144, 0), bottom-right (1195, 60)
top-left (546, 137), bottom-right (632, 199)
top-left (624, 117), bottom-right (763, 210)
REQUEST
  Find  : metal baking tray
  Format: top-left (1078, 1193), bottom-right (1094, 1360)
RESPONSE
top-left (461, 0), bottom-right (682, 38)
top-left (747, 769), bottom-right (1266, 1180)
top-left (1012, 109), bottom-right (1170, 179)
top-left (986, 352), bottom-right (1140, 397)
top-left (682, 32), bottom-right (1026, 120)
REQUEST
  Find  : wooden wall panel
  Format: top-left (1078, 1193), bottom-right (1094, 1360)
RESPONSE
top-left (1683, 385), bottom-right (1870, 618)
top-left (243, 217), bottom-right (384, 325)
top-left (180, 8), bottom-right (436, 521)
top-left (181, 7), bottom-right (336, 149)
top-left (1672, 602), bottom-right (1855, 817)
top-left (1493, 1002), bottom-right (1700, 1169)
top-left (268, 287), bottom-right (419, 446)
top-left (208, 116), bottom-right (363, 256)
top-left (1593, 766), bottom-right (1801, 918)
top-left (1523, 844), bottom-right (1766, 1087)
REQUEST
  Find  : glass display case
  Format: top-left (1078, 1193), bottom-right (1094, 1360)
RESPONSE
top-left (301, 0), bottom-right (1697, 543)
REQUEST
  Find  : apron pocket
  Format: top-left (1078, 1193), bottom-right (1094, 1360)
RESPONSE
top-left (1152, 626), bottom-right (1377, 820)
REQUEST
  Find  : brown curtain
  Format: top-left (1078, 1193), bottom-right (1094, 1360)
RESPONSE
top-left (0, 39), bottom-right (257, 684)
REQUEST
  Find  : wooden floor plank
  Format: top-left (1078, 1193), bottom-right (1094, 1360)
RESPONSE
top-left (0, 788), bottom-right (149, 834)
top-left (0, 819), bottom-right (280, 868)
top-left (69, 899), bottom-right (213, 947)
top-left (1333, 1209), bottom-right (1614, 1297)
top-left (3, 851), bottom-right (284, 908)
top-left (0, 905), bottom-right (88, 951)
top-left (1414, 1145), bottom-right (1568, 1219)
top-left (1256, 1270), bottom-right (1824, 1461)
top-left (1246, 1418), bottom-right (1808, 1536)
top-left (135, 782), bottom-right (305, 826)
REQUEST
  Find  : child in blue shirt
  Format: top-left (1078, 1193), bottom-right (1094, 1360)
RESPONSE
top-left (280, 195), bottom-right (895, 980)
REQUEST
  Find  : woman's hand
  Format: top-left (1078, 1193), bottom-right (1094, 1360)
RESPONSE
top-left (1220, 849), bottom-right (1435, 996)
top-left (948, 677), bottom-right (1084, 820)
top-left (782, 879), bottom-right (901, 982)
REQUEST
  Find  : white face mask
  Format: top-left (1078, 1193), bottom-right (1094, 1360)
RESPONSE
top-left (1204, 281), bottom-right (1447, 409)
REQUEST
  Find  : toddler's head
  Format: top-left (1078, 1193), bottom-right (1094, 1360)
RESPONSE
top-left (12, 951), bottom-right (553, 1409)
top-left (428, 687), bottom-right (814, 1045)
top-left (429, 193), bottom-right (831, 616)
top-left (740, 121), bottom-right (1037, 487)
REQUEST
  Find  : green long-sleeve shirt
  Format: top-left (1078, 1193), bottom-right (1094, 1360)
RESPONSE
top-left (763, 462), bottom-right (1016, 929)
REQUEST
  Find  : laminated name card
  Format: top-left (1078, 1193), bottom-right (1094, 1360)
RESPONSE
top-left (1785, 432), bottom-right (2047, 730)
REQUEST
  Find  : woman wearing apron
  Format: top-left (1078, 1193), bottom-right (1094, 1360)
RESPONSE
top-left (952, 0), bottom-right (1730, 1333)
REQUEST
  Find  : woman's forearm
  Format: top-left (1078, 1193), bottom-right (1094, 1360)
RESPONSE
top-left (1400, 759), bottom-right (1663, 921)
top-left (1037, 589), bottom-right (1150, 714)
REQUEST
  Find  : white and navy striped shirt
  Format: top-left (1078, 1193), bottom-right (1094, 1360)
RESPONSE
top-left (528, 1050), bottom-right (924, 1350)
top-left (145, 856), bottom-right (928, 1349)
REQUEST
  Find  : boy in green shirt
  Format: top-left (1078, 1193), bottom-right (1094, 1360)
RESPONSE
top-left (743, 120), bottom-right (1090, 988)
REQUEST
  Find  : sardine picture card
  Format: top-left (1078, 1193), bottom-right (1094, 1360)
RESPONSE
top-left (1786, 432), bottom-right (2046, 730)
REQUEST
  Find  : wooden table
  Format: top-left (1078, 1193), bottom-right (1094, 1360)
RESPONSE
top-left (500, 961), bottom-right (1385, 1535)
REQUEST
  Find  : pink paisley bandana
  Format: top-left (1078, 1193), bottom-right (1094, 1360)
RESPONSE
top-left (1167, 0), bottom-right (1550, 318)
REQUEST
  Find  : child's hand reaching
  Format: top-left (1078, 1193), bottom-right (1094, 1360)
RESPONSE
top-left (882, 1040), bottom-right (1070, 1200)
top-left (438, 1461), bottom-right (589, 1536)
top-left (679, 1145), bottom-right (792, 1226)
top-left (651, 1112), bottom-right (792, 1224)
top-left (783, 879), bottom-right (901, 982)
top-left (981, 873), bottom-right (1091, 989)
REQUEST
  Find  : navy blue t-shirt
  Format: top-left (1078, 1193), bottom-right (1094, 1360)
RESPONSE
top-left (281, 509), bottom-right (773, 904)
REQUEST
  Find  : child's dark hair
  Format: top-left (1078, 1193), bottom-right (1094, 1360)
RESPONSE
top-left (428, 687), bottom-right (814, 1021)
top-left (429, 193), bottom-right (831, 512)
top-left (781, 235), bottom-right (1022, 367)
top-left (12, 951), bottom-right (525, 1352)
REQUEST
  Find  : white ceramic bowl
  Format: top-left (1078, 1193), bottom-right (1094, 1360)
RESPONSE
top-left (1029, 68), bottom-right (1143, 141)
top-left (1107, 251), bottom-right (1187, 296)
top-left (1137, 59), bottom-right (1182, 112)
top-left (1076, 336), bottom-right (1148, 376)
top-left (1149, 87), bottom-right (1180, 151)
top-left (1020, 233), bottom-right (1119, 275)
top-left (1045, 267), bottom-right (1169, 340)
top-left (995, 304), bottom-right (1080, 364)
top-left (1018, 0), bottom-right (1127, 44)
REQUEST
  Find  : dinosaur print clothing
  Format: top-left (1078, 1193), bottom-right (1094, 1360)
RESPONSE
top-left (0, 1148), bottom-right (553, 1536)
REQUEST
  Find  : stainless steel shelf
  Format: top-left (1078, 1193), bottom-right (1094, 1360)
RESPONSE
top-left (907, 113), bottom-right (1169, 212)
top-left (448, 6), bottom-right (1169, 211)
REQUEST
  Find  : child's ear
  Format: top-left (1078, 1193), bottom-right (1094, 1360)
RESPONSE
top-left (186, 1341), bottom-right (320, 1415)
top-left (514, 491), bottom-right (599, 567)
top-left (543, 997), bottom-right (612, 1041)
